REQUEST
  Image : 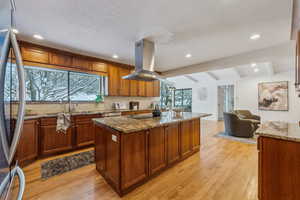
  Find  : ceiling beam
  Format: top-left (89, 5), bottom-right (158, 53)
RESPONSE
top-left (206, 72), bottom-right (219, 80)
top-left (266, 63), bottom-right (275, 76)
top-left (161, 42), bottom-right (295, 77)
top-left (291, 0), bottom-right (300, 40)
top-left (184, 75), bottom-right (199, 83)
top-left (232, 68), bottom-right (241, 78)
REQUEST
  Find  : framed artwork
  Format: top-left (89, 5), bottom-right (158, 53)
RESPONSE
top-left (258, 81), bottom-right (288, 111)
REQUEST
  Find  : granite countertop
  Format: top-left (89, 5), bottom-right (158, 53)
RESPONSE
top-left (22, 109), bottom-right (154, 120)
top-left (93, 112), bottom-right (211, 133)
top-left (255, 121), bottom-right (300, 142)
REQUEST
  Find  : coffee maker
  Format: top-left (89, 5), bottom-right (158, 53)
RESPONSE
top-left (129, 101), bottom-right (140, 110)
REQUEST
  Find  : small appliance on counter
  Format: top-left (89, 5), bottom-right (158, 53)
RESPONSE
top-left (152, 104), bottom-right (162, 117)
top-left (112, 102), bottom-right (127, 110)
top-left (129, 101), bottom-right (140, 110)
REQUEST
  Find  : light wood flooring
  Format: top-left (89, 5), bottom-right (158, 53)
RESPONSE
top-left (21, 120), bottom-right (258, 200)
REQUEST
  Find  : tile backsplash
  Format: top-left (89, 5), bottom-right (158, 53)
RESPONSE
top-left (17, 96), bottom-right (160, 115)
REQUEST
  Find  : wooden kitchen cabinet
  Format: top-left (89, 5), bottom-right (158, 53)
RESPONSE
top-left (74, 114), bottom-right (100, 147)
top-left (49, 52), bottom-right (72, 67)
top-left (119, 67), bottom-right (130, 96)
top-left (192, 118), bottom-right (201, 151)
top-left (153, 80), bottom-right (160, 97)
top-left (121, 130), bottom-right (148, 190)
top-left (95, 125), bottom-right (106, 173)
top-left (138, 81), bottom-right (146, 97)
top-left (40, 117), bottom-right (73, 156)
top-left (180, 120), bottom-right (193, 158)
top-left (166, 123), bottom-right (180, 165)
top-left (130, 80), bottom-right (139, 96)
top-left (108, 64), bottom-right (120, 96)
top-left (72, 56), bottom-right (92, 71)
top-left (148, 126), bottom-right (167, 175)
top-left (258, 137), bottom-right (300, 200)
top-left (21, 46), bottom-right (49, 64)
top-left (92, 62), bottom-right (107, 73)
top-left (16, 119), bottom-right (39, 166)
top-left (145, 81), bottom-right (154, 97)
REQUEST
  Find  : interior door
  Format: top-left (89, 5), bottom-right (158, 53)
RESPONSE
top-left (218, 85), bottom-right (234, 120)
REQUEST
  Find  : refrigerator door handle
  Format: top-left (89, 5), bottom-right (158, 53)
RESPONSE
top-left (14, 166), bottom-right (25, 200)
top-left (7, 30), bottom-right (25, 164)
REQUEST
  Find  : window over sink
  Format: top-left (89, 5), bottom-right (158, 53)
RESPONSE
top-left (6, 64), bottom-right (107, 102)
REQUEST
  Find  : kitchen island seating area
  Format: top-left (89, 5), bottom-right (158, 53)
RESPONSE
top-left (93, 112), bottom-right (210, 196)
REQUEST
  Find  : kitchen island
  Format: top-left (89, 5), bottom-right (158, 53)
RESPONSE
top-left (256, 121), bottom-right (300, 200)
top-left (93, 112), bottom-right (211, 196)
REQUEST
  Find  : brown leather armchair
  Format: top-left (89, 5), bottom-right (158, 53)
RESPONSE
top-left (223, 112), bottom-right (256, 138)
top-left (234, 110), bottom-right (260, 121)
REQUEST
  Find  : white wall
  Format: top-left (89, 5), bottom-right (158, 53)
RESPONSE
top-left (170, 70), bottom-right (299, 122)
top-left (236, 71), bottom-right (299, 123)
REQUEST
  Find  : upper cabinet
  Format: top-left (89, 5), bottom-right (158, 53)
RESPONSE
top-left (119, 67), bottom-right (130, 96)
top-left (72, 56), bottom-right (92, 71)
top-left (21, 46), bottom-right (49, 64)
top-left (108, 64), bottom-right (120, 96)
top-left (49, 52), bottom-right (72, 67)
top-left (92, 62), bottom-right (107, 73)
top-left (19, 41), bottom-right (160, 97)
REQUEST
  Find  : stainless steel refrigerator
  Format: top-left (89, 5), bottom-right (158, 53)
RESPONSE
top-left (0, 0), bottom-right (26, 199)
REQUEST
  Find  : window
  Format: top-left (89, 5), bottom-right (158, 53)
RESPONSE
top-left (69, 72), bottom-right (100, 101)
top-left (160, 81), bottom-right (173, 109)
top-left (173, 88), bottom-right (192, 112)
top-left (5, 65), bottom-right (106, 102)
top-left (25, 67), bottom-right (68, 101)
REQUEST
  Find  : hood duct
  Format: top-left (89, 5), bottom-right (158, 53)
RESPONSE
top-left (122, 39), bottom-right (163, 81)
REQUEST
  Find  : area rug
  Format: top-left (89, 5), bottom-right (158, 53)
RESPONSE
top-left (215, 132), bottom-right (257, 144)
top-left (41, 150), bottom-right (94, 179)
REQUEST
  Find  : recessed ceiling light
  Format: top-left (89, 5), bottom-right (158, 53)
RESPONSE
top-left (185, 53), bottom-right (192, 58)
top-left (12, 29), bottom-right (19, 34)
top-left (251, 63), bottom-right (257, 67)
top-left (250, 34), bottom-right (261, 40)
top-left (112, 54), bottom-right (119, 59)
top-left (254, 68), bottom-right (259, 72)
top-left (33, 34), bottom-right (44, 40)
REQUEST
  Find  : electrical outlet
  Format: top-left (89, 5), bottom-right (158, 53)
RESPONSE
top-left (112, 134), bottom-right (117, 142)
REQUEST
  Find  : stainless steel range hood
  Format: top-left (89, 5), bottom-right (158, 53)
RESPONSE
top-left (122, 39), bottom-right (163, 81)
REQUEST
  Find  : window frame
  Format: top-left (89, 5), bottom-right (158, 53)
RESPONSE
top-left (173, 88), bottom-right (192, 111)
top-left (9, 64), bottom-right (105, 103)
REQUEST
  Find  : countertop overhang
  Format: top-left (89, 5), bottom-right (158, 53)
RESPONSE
top-left (255, 121), bottom-right (300, 142)
top-left (93, 112), bottom-right (211, 133)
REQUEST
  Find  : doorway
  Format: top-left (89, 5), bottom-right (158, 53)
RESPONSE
top-left (218, 85), bottom-right (234, 120)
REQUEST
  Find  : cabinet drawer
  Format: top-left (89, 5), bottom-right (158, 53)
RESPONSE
top-left (74, 114), bottom-right (102, 124)
top-left (40, 117), bottom-right (57, 126)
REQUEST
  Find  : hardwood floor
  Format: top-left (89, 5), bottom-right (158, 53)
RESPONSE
top-left (21, 120), bottom-right (258, 200)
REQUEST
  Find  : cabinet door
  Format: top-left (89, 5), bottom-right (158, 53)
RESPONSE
top-left (166, 123), bottom-right (180, 165)
top-left (180, 120), bottom-right (193, 158)
top-left (40, 124), bottom-right (73, 156)
top-left (92, 62), bottom-right (107, 73)
top-left (49, 52), bottom-right (72, 66)
top-left (108, 65), bottom-right (120, 96)
top-left (106, 131), bottom-right (120, 188)
top-left (121, 131), bottom-right (148, 190)
top-left (119, 68), bottom-right (130, 96)
top-left (138, 81), bottom-right (146, 97)
top-left (95, 125), bottom-right (106, 173)
top-left (145, 81), bottom-right (154, 97)
top-left (192, 119), bottom-right (201, 151)
top-left (75, 122), bottom-right (95, 147)
top-left (130, 80), bottom-right (139, 96)
top-left (21, 46), bottom-right (49, 64)
top-left (153, 80), bottom-right (160, 97)
top-left (149, 127), bottom-right (167, 175)
top-left (16, 120), bottom-right (39, 165)
top-left (72, 56), bottom-right (92, 71)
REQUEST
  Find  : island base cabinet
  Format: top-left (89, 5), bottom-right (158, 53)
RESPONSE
top-left (258, 137), bottom-right (300, 200)
top-left (148, 126), bottom-right (167, 175)
top-left (94, 118), bottom-right (202, 197)
top-left (121, 131), bottom-right (148, 191)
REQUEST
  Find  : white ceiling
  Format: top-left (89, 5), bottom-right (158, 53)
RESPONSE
top-left (14, 0), bottom-right (292, 72)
